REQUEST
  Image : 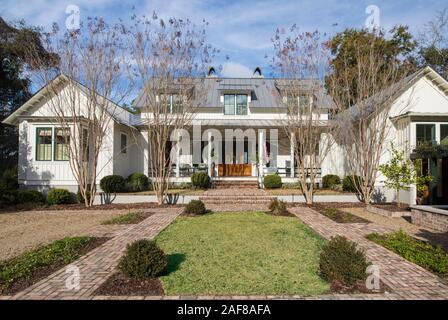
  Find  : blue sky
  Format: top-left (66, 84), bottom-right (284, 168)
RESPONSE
top-left (1, 0), bottom-right (446, 77)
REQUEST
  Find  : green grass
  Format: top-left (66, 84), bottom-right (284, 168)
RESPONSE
top-left (155, 212), bottom-right (330, 295)
top-left (0, 237), bottom-right (96, 292)
top-left (102, 211), bottom-right (147, 225)
top-left (367, 230), bottom-right (448, 277)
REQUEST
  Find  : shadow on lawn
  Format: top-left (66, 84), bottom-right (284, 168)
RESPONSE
top-left (164, 253), bottom-right (186, 275)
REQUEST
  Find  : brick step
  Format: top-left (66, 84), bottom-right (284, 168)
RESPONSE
top-left (202, 200), bottom-right (273, 204)
top-left (200, 196), bottom-right (275, 200)
top-left (213, 181), bottom-right (259, 189)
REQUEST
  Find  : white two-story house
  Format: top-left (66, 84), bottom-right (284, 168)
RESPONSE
top-left (3, 66), bottom-right (448, 205)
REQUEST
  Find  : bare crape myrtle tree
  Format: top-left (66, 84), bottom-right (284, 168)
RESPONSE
top-left (24, 18), bottom-right (131, 206)
top-left (327, 32), bottom-right (412, 204)
top-left (271, 27), bottom-right (340, 205)
top-left (125, 13), bottom-right (216, 204)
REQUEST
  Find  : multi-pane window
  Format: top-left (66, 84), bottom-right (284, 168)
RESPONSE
top-left (121, 133), bottom-right (127, 154)
top-left (224, 94), bottom-right (247, 115)
top-left (54, 128), bottom-right (70, 161)
top-left (441, 124), bottom-right (448, 145)
top-left (286, 95), bottom-right (298, 115)
top-left (161, 94), bottom-right (183, 113)
top-left (416, 124), bottom-right (436, 146)
top-left (36, 128), bottom-right (52, 161)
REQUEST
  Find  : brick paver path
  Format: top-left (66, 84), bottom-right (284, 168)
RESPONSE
top-left (290, 207), bottom-right (448, 300)
top-left (10, 208), bottom-right (182, 300)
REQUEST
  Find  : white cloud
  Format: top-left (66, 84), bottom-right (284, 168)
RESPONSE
top-left (221, 62), bottom-right (253, 78)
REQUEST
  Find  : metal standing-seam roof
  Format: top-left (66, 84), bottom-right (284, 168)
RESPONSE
top-left (133, 77), bottom-right (334, 110)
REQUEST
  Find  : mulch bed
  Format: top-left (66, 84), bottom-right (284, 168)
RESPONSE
top-left (371, 203), bottom-right (410, 212)
top-left (1, 237), bottom-right (110, 295)
top-left (309, 203), bottom-right (369, 224)
top-left (1, 202), bottom-right (184, 213)
top-left (93, 272), bottom-right (164, 296)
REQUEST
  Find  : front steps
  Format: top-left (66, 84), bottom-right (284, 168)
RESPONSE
top-left (213, 180), bottom-right (259, 189)
top-left (200, 188), bottom-right (276, 211)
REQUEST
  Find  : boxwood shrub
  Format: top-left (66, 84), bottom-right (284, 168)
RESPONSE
top-left (100, 175), bottom-right (126, 194)
top-left (47, 188), bottom-right (72, 205)
top-left (184, 200), bottom-right (207, 215)
top-left (18, 190), bottom-right (46, 204)
top-left (118, 240), bottom-right (168, 278)
top-left (319, 235), bottom-right (370, 287)
top-left (264, 174), bottom-right (282, 189)
top-left (191, 172), bottom-right (211, 189)
top-left (77, 190), bottom-right (91, 204)
top-left (342, 175), bottom-right (362, 192)
top-left (127, 173), bottom-right (149, 192)
top-left (322, 174), bottom-right (341, 189)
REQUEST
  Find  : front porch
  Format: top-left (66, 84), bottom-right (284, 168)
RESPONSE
top-left (149, 125), bottom-right (323, 185)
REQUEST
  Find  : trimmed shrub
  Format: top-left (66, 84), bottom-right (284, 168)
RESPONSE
top-left (322, 174), bottom-right (341, 189)
top-left (0, 190), bottom-right (18, 205)
top-left (268, 199), bottom-right (289, 216)
top-left (0, 167), bottom-right (18, 191)
top-left (77, 190), bottom-right (91, 204)
top-left (0, 189), bottom-right (45, 206)
top-left (191, 172), bottom-right (211, 189)
top-left (184, 200), bottom-right (207, 215)
top-left (342, 175), bottom-right (362, 192)
top-left (100, 175), bottom-right (126, 194)
top-left (17, 190), bottom-right (46, 204)
top-left (118, 240), bottom-right (168, 278)
top-left (47, 188), bottom-right (71, 205)
top-left (264, 174), bottom-right (282, 189)
top-left (319, 236), bottom-right (370, 287)
top-left (127, 173), bottom-right (149, 192)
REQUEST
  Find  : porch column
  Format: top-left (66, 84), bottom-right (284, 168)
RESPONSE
top-left (258, 129), bottom-right (265, 180)
top-left (290, 132), bottom-right (295, 178)
top-left (207, 131), bottom-right (212, 177)
top-left (143, 130), bottom-right (150, 177)
top-left (409, 123), bottom-right (417, 205)
top-left (175, 132), bottom-right (180, 178)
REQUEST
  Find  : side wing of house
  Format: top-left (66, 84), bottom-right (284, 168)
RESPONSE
top-left (3, 76), bottom-right (144, 193)
top-left (375, 67), bottom-right (448, 205)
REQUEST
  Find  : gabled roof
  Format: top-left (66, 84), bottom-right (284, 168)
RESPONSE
top-left (2, 74), bottom-right (134, 127)
top-left (342, 66), bottom-right (448, 121)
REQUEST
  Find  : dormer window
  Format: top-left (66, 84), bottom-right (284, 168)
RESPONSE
top-left (160, 94), bottom-right (183, 113)
top-left (224, 94), bottom-right (248, 115)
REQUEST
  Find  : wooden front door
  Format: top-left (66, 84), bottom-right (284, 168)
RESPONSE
top-left (218, 164), bottom-right (252, 177)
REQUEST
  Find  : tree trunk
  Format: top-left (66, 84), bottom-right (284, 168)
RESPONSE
top-left (396, 189), bottom-right (401, 208)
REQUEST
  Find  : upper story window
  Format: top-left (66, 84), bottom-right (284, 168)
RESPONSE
top-left (416, 124), bottom-right (436, 146)
top-left (299, 95), bottom-right (311, 109)
top-left (286, 94), bottom-right (313, 114)
top-left (224, 94), bottom-right (248, 115)
top-left (36, 128), bottom-right (52, 161)
top-left (161, 94), bottom-right (183, 113)
top-left (54, 128), bottom-right (70, 161)
top-left (120, 133), bottom-right (127, 154)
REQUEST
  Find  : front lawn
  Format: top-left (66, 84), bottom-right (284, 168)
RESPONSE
top-left (155, 212), bottom-right (329, 296)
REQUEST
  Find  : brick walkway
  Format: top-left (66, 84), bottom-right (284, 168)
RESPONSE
top-left (3, 206), bottom-right (448, 300)
top-left (290, 207), bottom-right (448, 300)
top-left (10, 208), bottom-right (182, 300)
